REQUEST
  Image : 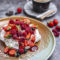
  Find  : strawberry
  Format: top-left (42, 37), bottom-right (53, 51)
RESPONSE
top-left (3, 26), bottom-right (11, 31)
top-left (26, 33), bottom-right (31, 40)
top-left (32, 25), bottom-right (37, 28)
top-left (53, 19), bottom-right (58, 26)
top-left (28, 41), bottom-right (34, 47)
top-left (4, 47), bottom-right (9, 54)
top-left (9, 49), bottom-right (16, 56)
top-left (55, 26), bottom-right (60, 31)
top-left (48, 21), bottom-right (54, 27)
top-left (17, 8), bottom-right (22, 13)
top-left (23, 18), bottom-right (31, 24)
top-left (24, 40), bottom-right (28, 46)
top-left (31, 35), bottom-right (35, 42)
top-left (4, 31), bottom-right (12, 38)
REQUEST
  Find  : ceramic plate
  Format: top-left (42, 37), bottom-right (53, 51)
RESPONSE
top-left (0, 16), bottom-right (56, 60)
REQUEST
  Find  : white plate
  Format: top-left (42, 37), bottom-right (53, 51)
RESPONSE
top-left (24, 1), bottom-right (57, 18)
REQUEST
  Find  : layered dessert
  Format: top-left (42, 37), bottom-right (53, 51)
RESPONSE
top-left (0, 18), bottom-right (41, 57)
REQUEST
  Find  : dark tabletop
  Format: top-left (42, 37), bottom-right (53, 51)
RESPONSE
top-left (0, 0), bottom-right (60, 60)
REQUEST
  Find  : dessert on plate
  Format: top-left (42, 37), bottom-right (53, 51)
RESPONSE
top-left (0, 18), bottom-right (41, 57)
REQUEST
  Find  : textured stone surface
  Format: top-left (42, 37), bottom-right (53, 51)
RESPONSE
top-left (0, 0), bottom-right (60, 60)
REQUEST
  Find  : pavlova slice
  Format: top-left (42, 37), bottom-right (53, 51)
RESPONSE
top-left (0, 18), bottom-right (41, 57)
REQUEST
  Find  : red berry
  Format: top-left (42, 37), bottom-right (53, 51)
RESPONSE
top-left (54, 32), bottom-right (59, 37)
top-left (25, 27), bottom-right (31, 33)
top-left (10, 29), bottom-right (17, 35)
top-left (19, 48), bottom-right (24, 54)
top-left (17, 8), bottom-right (22, 13)
top-left (55, 26), bottom-right (60, 31)
top-left (18, 31), bottom-right (23, 36)
top-left (31, 31), bottom-right (35, 34)
top-left (9, 19), bottom-right (15, 24)
top-left (52, 29), bottom-right (57, 33)
top-left (13, 34), bottom-right (17, 39)
top-left (21, 25), bottom-right (26, 30)
top-left (4, 47), bottom-right (9, 54)
top-left (20, 37), bottom-right (25, 42)
top-left (30, 45), bottom-right (38, 52)
top-left (53, 19), bottom-right (58, 25)
top-left (15, 21), bottom-right (20, 25)
top-left (20, 22), bottom-right (24, 25)
top-left (16, 19), bottom-right (20, 21)
top-left (48, 21), bottom-right (54, 27)
top-left (23, 32), bottom-right (27, 36)
top-left (9, 49), bottom-right (16, 56)
top-left (19, 46), bottom-right (24, 49)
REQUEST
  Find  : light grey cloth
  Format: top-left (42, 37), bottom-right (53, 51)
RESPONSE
top-left (0, 0), bottom-right (60, 60)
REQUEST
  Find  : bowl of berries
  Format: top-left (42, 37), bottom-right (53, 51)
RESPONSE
top-left (0, 16), bottom-right (55, 60)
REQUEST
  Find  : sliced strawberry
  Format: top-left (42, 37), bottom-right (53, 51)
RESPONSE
top-left (28, 41), bottom-right (35, 47)
top-left (4, 47), bottom-right (9, 54)
top-left (3, 26), bottom-right (11, 31)
top-left (23, 18), bottom-right (31, 24)
top-left (9, 49), bottom-right (16, 56)
top-left (31, 35), bottom-right (35, 42)
top-left (4, 31), bottom-right (12, 38)
top-left (31, 25), bottom-right (37, 28)
top-left (26, 33), bottom-right (31, 40)
top-left (24, 40), bottom-right (28, 46)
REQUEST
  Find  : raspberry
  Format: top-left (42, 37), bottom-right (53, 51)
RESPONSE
top-left (9, 19), bottom-right (15, 24)
top-left (20, 37), bottom-right (25, 42)
top-left (15, 21), bottom-right (20, 25)
top-left (25, 27), bottom-right (31, 33)
top-left (13, 34), bottom-right (17, 39)
top-left (18, 31), bottom-right (23, 36)
top-left (52, 29), bottom-right (57, 33)
top-left (16, 19), bottom-right (20, 21)
top-left (17, 8), bottom-right (22, 13)
top-left (25, 23), bottom-right (29, 27)
top-left (31, 31), bottom-right (35, 34)
top-left (21, 25), bottom-right (26, 30)
top-left (55, 26), bottom-right (60, 32)
top-left (22, 32), bottom-right (27, 36)
top-left (54, 32), bottom-right (59, 37)
top-left (10, 29), bottom-right (17, 35)
top-left (19, 48), bottom-right (24, 54)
